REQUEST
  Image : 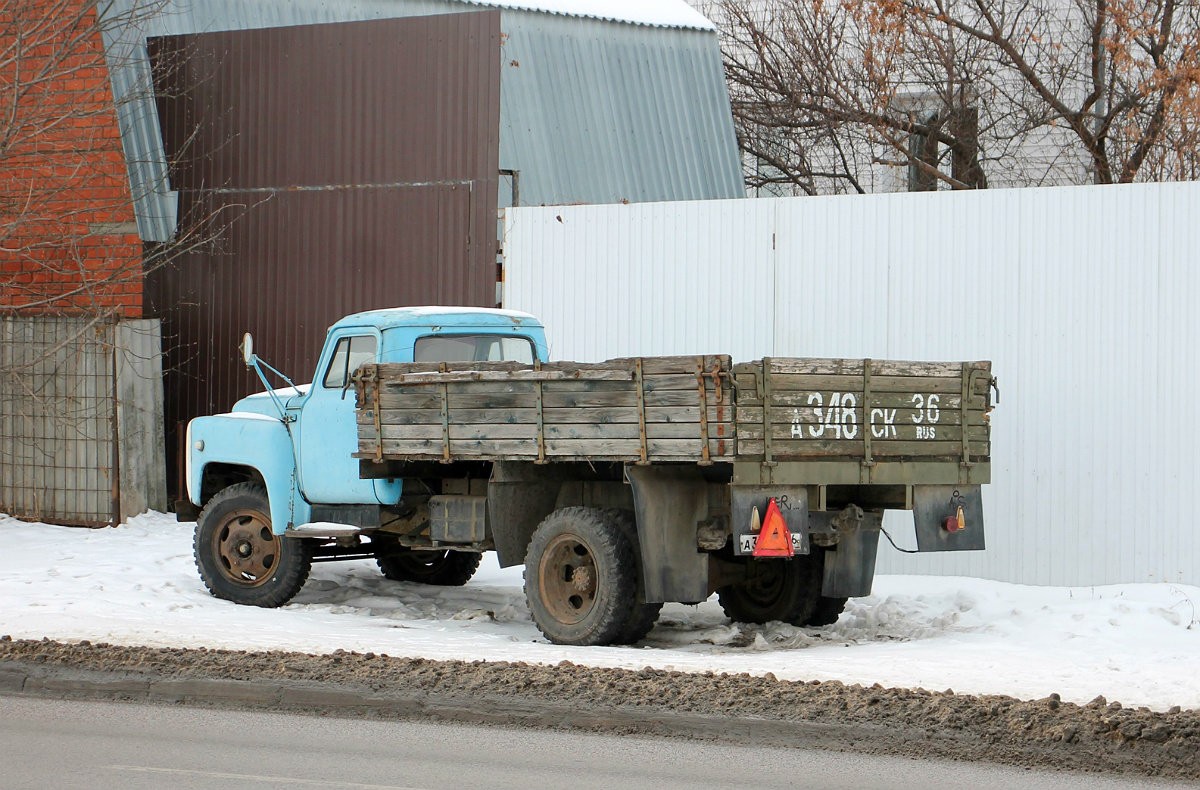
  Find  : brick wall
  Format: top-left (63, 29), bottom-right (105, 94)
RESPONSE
top-left (0, 0), bottom-right (142, 317)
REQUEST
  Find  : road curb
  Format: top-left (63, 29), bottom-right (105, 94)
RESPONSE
top-left (0, 661), bottom-right (894, 750)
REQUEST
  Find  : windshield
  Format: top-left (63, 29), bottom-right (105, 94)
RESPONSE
top-left (414, 335), bottom-right (536, 364)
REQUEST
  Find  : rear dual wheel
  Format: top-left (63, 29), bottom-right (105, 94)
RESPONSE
top-left (717, 546), bottom-right (847, 627)
top-left (377, 549), bottom-right (482, 586)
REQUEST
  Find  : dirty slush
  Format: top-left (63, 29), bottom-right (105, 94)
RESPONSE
top-left (1, 638), bottom-right (1197, 780)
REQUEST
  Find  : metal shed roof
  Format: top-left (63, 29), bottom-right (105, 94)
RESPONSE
top-left (437, 0), bottom-right (714, 28)
top-left (102, 0), bottom-right (742, 241)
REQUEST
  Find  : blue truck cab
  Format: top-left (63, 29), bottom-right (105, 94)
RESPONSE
top-left (183, 307), bottom-right (548, 607)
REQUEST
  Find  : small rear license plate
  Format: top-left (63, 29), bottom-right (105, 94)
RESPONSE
top-left (738, 532), bottom-right (804, 554)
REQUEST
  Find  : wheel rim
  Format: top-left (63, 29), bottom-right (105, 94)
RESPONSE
top-left (740, 561), bottom-right (787, 608)
top-left (213, 508), bottom-right (280, 587)
top-left (538, 533), bottom-right (599, 625)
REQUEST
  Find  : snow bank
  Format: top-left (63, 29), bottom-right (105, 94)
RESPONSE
top-left (1, 513), bottom-right (1197, 710)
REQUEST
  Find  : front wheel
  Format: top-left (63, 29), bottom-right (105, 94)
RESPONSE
top-left (524, 507), bottom-right (636, 646)
top-left (194, 482), bottom-right (312, 607)
top-left (376, 549), bottom-right (482, 586)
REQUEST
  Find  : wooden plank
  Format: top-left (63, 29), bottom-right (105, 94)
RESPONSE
top-left (734, 406), bottom-right (990, 426)
top-left (546, 405), bottom-right (733, 424)
top-left (359, 408), bottom-right (536, 425)
top-left (381, 369), bottom-right (634, 386)
top-left (735, 423), bottom-right (988, 443)
top-left (732, 359), bottom-right (990, 377)
top-left (361, 421), bottom-right (734, 442)
top-left (376, 389), bottom-right (727, 410)
top-left (372, 356), bottom-right (733, 377)
top-left (361, 405), bottom-right (735, 426)
top-left (371, 361), bottom-right (531, 376)
top-left (607, 355), bottom-right (730, 375)
top-left (737, 438), bottom-right (989, 458)
top-left (367, 437), bottom-right (736, 460)
top-left (641, 374), bottom-right (711, 391)
top-left (770, 359), bottom-right (988, 377)
top-left (735, 373), bottom-right (985, 395)
top-left (379, 378), bottom-right (728, 397)
top-left (735, 392), bottom-right (988, 410)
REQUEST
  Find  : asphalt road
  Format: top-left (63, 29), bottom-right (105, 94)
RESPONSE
top-left (0, 696), bottom-right (1188, 790)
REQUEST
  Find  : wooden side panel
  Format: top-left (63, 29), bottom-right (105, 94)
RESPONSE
top-left (357, 356), bottom-right (736, 462)
top-left (356, 356), bottom-right (993, 465)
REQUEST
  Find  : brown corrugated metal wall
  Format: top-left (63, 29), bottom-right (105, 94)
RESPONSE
top-left (146, 13), bottom-right (501, 496)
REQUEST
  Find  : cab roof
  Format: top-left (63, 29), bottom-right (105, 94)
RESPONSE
top-left (330, 306), bottom-right (542, 333)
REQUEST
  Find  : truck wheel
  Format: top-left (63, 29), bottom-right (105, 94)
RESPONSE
top-left (806, 595), bottom-right (849, 627)
top-left (194, 482), bottom-right (312, 608)
top-left (716, 553), bottom-right (823, 626)
top-left (606, 509), bottom-right (662, 644)
top-left (376, 549), bottom-right (482, 586)
top-left (524, 507), bottom-right (635, 646)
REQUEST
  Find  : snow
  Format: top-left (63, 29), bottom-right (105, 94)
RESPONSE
top-left (360, 306), bottom-right (538, 319)
top-left (242, 383), bottom-right (310, 400)
top-left (217, 412), bottom-right (280, 421)
top-left (2, 512), bottom-right (1198, 710)
top-left (452, 0), bottom-right (714, 30)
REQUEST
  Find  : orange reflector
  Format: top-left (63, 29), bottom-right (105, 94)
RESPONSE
top-left (753, 498), bottom-right (794, 558)
top-left (944, 506), bottom-right (967, 533)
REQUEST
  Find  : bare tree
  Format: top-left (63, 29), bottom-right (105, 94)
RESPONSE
top-left (716, 0), bottom-right (1200, 193)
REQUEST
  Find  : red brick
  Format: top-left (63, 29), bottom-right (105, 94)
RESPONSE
top-left (3, 0), bottom-right (141, 315)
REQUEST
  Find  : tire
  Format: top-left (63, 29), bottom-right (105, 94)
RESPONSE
top-left (716, 552), bottom-right (823, 626)
top-left (194, 482), bottom-right (312, 608)
top-left (376, 549), bottom-right (482, 586)
top-left (606, 509), bottom-right (663, 645)
top-left (806, 595), bottom-right (849, 627)
top-left (524, 507), bottom-right (636, 646)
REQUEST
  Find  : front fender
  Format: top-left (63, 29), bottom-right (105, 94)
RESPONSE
top-left (186, 414), bottom-right (311, 533)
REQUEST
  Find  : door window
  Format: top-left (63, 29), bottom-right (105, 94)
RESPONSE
top-left (322, 335), bottom-right (378, 388)
top-left (414, 335), bottom-right (535, 364)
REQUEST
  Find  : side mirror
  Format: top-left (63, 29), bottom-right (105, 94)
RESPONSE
top-left (240, 333), bottom-right (255, 367)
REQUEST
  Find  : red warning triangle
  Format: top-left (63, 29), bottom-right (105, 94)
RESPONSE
top-left (753, 498), bottom-right (794, 558)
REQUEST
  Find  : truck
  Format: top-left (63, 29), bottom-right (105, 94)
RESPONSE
top-left (182, 306), bottom-right (996, 646)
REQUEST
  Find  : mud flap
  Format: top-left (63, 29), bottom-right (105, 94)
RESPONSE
top-left (821, 521), bottom-right (881, 598)
top-left (730, 486), bottom-right (809, 557)
top-left (488, 462), bottom-right (564, 567)
top-left (913, 484), bottom-right (986, 552)
top-left (625, 465), bottom-right (709, 604)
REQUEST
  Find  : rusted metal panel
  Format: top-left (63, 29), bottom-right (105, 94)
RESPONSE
top-left (145, 14), bottom-right (501, 493)
top-left (150, 13), bottom-right (501, 195)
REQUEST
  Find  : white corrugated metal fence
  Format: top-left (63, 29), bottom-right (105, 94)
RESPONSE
top-left (502, 182), bottom-right (1200, 586)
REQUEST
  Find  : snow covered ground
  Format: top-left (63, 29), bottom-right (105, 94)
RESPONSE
top-left (2, 512), bottom-right (1198, 711)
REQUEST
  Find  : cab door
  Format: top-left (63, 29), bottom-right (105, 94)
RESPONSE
top-left (295, 328), bottom-right (381, 504)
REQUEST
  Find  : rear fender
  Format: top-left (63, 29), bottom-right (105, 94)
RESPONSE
top-left (186, 415), bottom-right (311, 533)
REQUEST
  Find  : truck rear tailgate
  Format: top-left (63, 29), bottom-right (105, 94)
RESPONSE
top-left (733, 358), bottom-right (993, 464)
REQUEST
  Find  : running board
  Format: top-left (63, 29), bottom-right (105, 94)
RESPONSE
top-left (284, 523), bottom-right (364, 539)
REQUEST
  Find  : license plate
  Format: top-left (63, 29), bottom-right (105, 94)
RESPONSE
top-left (738, 532), bottom-right (804, 554)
